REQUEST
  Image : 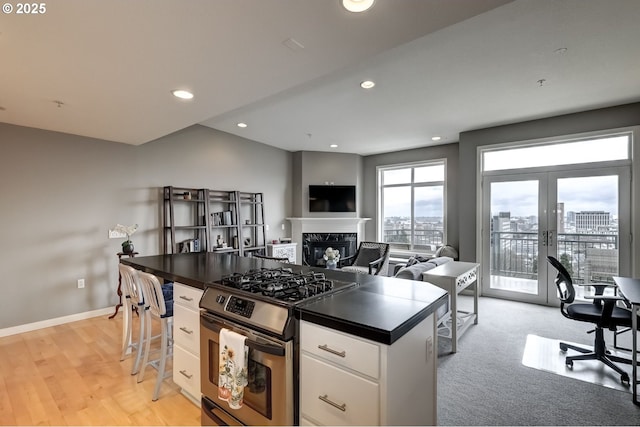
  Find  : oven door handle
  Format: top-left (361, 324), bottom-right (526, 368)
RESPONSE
top-left (201, 314), bottom-right (286, 356)
top-left (245, 339), bottom-right (285, 356)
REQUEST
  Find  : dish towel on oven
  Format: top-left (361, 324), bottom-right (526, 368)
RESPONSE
top-left (218, 328), bottom-right (249, 409)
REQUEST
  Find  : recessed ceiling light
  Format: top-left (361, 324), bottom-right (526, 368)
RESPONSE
top-left (330, 144), bottom-right (338, 148)
top-left (172, 89), bottom-right (194, 100)
top-left (431, 136), bottom-right (442, 141)
top-left (554, 47), bottom-right (568, 54)
top-left (342, 0), bottom-right (375, 13)
top-left (237, 122), bottom-right (248, 128)
top-left (360, 80), bottom-right (375, 89)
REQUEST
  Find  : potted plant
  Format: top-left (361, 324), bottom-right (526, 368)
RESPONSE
top-left (323, 247), bottom-right (340, 269)
top-left (114, 223), bottom-right (139, 254)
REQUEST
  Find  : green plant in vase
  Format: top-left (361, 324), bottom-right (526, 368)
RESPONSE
top-left (114, 223), bottom-right (139, 254)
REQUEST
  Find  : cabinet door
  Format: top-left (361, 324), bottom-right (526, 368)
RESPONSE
top-left (301, 321), bottom-right (380, 379)
top-left (173, 345), bottom-right (201, 400)
top-left (173, 283), bottom-right (203, 311)
top-left (173, 304), bottom-right (200, 355)
top-left (300, 354), bottom-right (379, 426)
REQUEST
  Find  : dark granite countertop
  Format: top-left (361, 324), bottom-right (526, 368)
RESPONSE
top-left (121, 253), bottom-right (447, 345)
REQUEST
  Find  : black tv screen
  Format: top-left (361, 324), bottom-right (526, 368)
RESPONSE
top-left (309, 185), bottom-right (356, 212)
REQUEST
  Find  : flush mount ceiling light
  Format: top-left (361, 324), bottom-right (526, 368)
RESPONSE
top-left (330, 144), bottom-right (338, 148)
top-left (360, 80), bottom-right (375, 89)
top-left (342, 0), bottom-right (375, 13)
top-left (431, 136), bottom-right (442, 141)
top-left (237, 122), bottom-right (248, 128)
top-left (172, 89), bottom-right (194, 100)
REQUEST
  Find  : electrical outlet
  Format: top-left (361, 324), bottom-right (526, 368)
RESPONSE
top-left (265, 224), bottom-right (270, 231)
top-left (108, 229), bottom-right (127, 239)
top-left (281, 223), bottom-right (285, 230)
top-left (77, 279), bottom-right (85, 289)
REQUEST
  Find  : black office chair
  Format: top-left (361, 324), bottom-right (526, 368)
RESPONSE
top-left (547, 255), bottom-right (632, 384)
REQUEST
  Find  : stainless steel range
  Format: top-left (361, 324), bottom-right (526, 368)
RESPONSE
top-left (199, 267), bottom-right (356, 426)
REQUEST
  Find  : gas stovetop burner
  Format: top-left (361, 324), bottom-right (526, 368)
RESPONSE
top-left (219, 268), bottom-right (336, 302)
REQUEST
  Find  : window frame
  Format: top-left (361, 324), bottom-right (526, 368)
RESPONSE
top-left (377, 159), bottom-right (447, 256)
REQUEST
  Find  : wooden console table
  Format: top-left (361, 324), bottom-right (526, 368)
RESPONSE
top-left (423, 261), bottom-right (479, 353)
top-left (109, 251), bottom-right (139, 319)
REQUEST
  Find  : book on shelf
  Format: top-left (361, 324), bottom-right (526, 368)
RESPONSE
top-left (178, 238), bottom-right (200, 253)
top-left (211, 211), bottom-right (233, 226)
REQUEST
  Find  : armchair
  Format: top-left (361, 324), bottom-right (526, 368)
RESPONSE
top-left (339, 241), bottom-right (390, 275)
top-left (547, 255), bottom-right (632, 384)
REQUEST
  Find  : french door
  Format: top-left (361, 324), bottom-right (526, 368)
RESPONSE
top-left (481, 166), bottom-right (630, 305)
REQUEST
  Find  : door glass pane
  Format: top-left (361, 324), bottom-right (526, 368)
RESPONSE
top-left (382, 186), bottom-right (411, 248)
top-left (556, 175), bottom-right (619, 299)
top-left (489, 181), bottom-right (538, 294)
top-left (414, 186), bottom-right (444, 250)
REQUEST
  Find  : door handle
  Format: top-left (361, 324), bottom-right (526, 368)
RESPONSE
top-left (548, 230), bottom-right (554, 246)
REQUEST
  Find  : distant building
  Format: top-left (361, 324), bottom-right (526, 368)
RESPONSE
top-left (575, 211), bottom-right (610, 232)
top-left (557, 202), bottom-right (565, 233)
top-left (493, 212), bottom-right (511, 234)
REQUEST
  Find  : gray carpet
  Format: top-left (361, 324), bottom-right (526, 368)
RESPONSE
top-left (436, 296), bottom-right (639, 426)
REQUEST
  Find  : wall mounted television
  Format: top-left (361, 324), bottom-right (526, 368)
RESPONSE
top-left (309, 185), bottom-right (356, 212)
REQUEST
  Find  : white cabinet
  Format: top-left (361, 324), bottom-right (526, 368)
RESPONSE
top-left (172, 282), bottom-right (203, 405)
top-left (300, 315), bottom-right (436, 426)
top-left (267, 243), bottom-right (297, 263)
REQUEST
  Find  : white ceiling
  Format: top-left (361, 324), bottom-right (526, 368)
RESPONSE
top-left (2, 0), bottom-right (640, 155)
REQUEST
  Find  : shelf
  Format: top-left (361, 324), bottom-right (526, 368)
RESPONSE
top-left (163, 187), bottom-right (266, 257)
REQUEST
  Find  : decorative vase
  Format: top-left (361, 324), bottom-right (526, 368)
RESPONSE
top-left (122, 241), bottom-right (135, 254)
top-left (325, 259), bottom-right (337, 270)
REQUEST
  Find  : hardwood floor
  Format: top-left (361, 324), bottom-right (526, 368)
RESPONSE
top-left (0, 313), bottom-right (200, 425)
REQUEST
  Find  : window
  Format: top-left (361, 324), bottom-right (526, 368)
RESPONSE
top-left (483, 135), bottom-right (629, 172)
top-left (377, 160), bottom-right (446, 253)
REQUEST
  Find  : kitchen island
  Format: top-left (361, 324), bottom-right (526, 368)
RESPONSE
top-left (121, 252), bottom-right (447, 425)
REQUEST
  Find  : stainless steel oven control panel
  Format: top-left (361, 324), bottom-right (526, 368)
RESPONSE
top-left (226, 296), bottom-right (255, 318)
top-left (200, 285), bottom-right (290, 337)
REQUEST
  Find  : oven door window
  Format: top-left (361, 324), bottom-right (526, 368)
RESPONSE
top-left (208, 341), bottom-right (273, 419)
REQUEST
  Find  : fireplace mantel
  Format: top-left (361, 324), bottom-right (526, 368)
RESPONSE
top-left (286, 217), bottom-right (371, 264)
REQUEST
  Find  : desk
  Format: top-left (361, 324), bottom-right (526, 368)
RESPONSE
top-left (423, 261), bottom-right (479, 353)
top-left (612, 276), bottom-right (640, 406)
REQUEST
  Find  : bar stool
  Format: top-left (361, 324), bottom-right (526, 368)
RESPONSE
top-left (118, 264), bottom-right (146, 375)
top-left (136, 271), bottom-right (174, 401)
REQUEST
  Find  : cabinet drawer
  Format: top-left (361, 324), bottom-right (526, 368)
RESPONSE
top-left (173, 282), bottom-right (203, 310)
top-left (300, 354), bottom-right (379, 426)
top-left (173, 304), bottom-right (200, 355)
top-left (173, 345), bottom-right (201, 400)
top-left (301, 321), bottom-right (379, 379)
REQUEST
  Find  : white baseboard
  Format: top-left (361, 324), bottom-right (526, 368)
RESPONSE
top-left (0, 307), bottom-right (114, 338)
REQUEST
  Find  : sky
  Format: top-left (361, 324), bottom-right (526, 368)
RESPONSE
top-left (490, 175), bottom-right (619, 217)
top-left (383, 174), bottom-right (619, 220)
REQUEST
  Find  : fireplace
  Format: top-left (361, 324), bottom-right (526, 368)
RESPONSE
top-left (303, 233), bottom-right (357, 267)
top-left (286, 217), bottom-right (370, 265)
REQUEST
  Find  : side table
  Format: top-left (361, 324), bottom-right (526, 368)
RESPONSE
top-left (267, 243), bottom-right (297, 264)
top-left (109, 251), bottom-right (139, 319)
top-left (422, 261), bottom-right (480, 353)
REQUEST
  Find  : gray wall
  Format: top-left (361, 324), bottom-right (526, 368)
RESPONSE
top-left (292, 151), bottom-right (363, 218)
top-left (0, 123), bottom-right (292, 329)
top-left (458, 102), bottom-right (640, 268)
top-left (362, 143), bottom-right (459, 248)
